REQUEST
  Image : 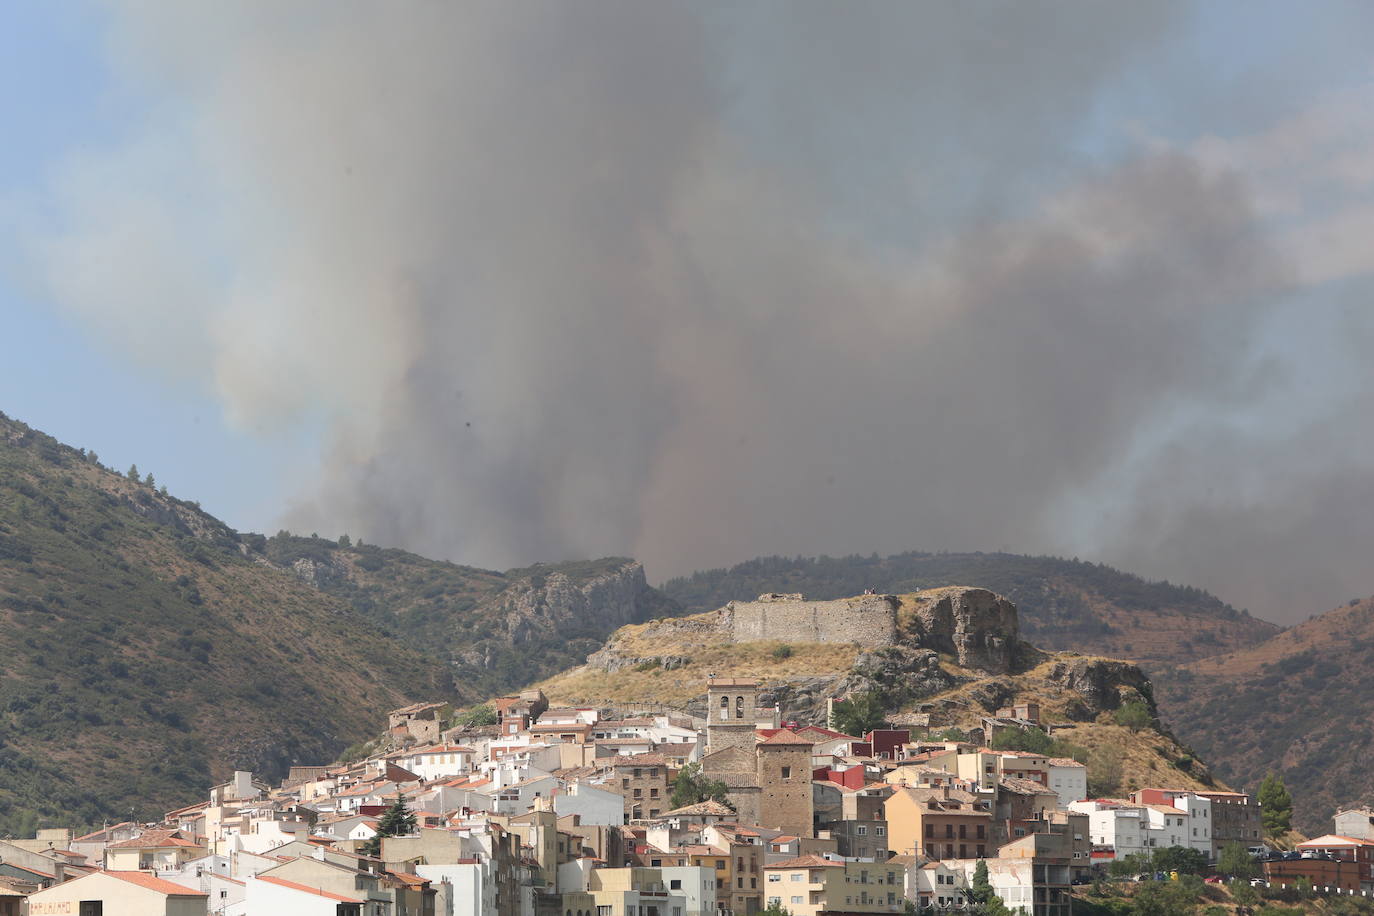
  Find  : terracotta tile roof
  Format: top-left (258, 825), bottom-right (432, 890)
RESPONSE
top-left (106, 830), bottom-right (204, 850)
top-left (73, 822), bottom-right (136, 842)
top-left (1300, 835), bottom-right (1374, 847)
top-left (609, 753), bottom-right (673, 767)
top-left (766, 855), bottom-right (843, 869)
top-left (105, 871), bottom-right (208, 897)
top-left (255, 874), bottom-right (364, 902)
top-left (758, 729), bottom-right (813, 747)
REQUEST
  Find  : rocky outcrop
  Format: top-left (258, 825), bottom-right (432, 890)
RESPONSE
top-left (495, 561), bottom-right (669, 647)
top-left (899, 587), bottom-right (1019, 673)
top-left (1043, 657), bottom-right (1155, 720)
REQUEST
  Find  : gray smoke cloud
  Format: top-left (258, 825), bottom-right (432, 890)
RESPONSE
top-left (22, 1), bottom-right (1374, 622)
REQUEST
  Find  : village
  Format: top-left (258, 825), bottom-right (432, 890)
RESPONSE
top-left (0, 676), bottom-right (1368, 916)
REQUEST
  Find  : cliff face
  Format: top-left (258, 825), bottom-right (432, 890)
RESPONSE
top-left (898, 587), bottom-right (1019, 673)
top-left (493, 561), bottom-right (666, 646)
top-left (271, 540), bottom-right (680, 696)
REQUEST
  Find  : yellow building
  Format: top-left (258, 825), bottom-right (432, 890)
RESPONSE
top-left (102, 829), bottom-right (206, 871)
top-left (762, 856), bottom-right (903, 915)
top-left (26, 871), bottom-right (207, 916)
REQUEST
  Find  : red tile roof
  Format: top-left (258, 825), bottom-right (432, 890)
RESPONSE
top-left (105, 871), bottom-right (209, 897)
top-left (758, 729), bottom-right (813, 747)
top-left (766, 855), bottom-right (843, 869)
top-left (255, 874), bottom-right (364, 902)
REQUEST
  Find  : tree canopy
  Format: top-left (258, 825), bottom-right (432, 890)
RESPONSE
top-left (1258, 772), bottom-right (1293, 838)
top-left (670, 763), bottom-right (732, 811)
top-left (829, 691), bottom-right (887, 737)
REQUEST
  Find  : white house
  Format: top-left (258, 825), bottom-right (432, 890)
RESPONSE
top-left (1047, 758), bottom-right (1088, 807)
top-left (245, 874), bottom-right (368, 915)
top-left (393, 744), bottom-right (476, 781)
top-left (553, 781), bottom-right (626, 826)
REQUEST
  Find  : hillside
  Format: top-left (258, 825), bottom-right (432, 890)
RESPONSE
top-left (0, 410), bottom-right (682, 828)
top-left (261, 538), bottom-right (678, 697)
top-left (0, 411), bottom-right (453, 830)
top-left (533, 588), bottom-right (1223, 797)
top-left (661, 552), bottom-right (1281, 666)
top-left (1155, 593), bottom-right (1374, 834)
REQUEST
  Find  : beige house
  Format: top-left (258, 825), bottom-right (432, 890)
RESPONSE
top-left (102, 830), bottom-right (206, 871)
top-left (25, 870), bottom-right (207, 916)
top-left (762, 855), bottom-right (903, 915)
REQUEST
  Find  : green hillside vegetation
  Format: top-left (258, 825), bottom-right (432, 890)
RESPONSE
top-left (0, 412), bottom-right (450, 831)
top-left (661, 552), bottom-right (1279, 665)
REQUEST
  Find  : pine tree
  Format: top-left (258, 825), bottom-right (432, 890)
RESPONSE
top-left (1258, 772), bottom-right (1293, 838)
top-left (127, 463), bottom-right (139, 481)
top-left (362, 796), bottom-right (417, 858)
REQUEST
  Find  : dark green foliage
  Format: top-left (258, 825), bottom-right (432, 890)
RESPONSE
top-left (830, 692), bottom-right (887, 737)
top-left (455, 705), bottom-right (497, 728)
top-left (1153, 846), bottom-right (1208, 875)
top-left (771, 644), bottom-right (793, 660)
top-left (970, 860), bottom-right (1010, 916)
top-left (669, 763), bottom-right (732, 811)
top-left (1258, 773), bottom-right (1293, 838)
top-left (362, 796), bottom-right (417, 857)
top-left (1130, 875), bottom-right (1206, 916)
top-left (1114, 699), bottom-right (1153, 732)
top-left (759, 903), bottom-right (791, 916)
top-left (1217, 842), bottom-right (1256, 879)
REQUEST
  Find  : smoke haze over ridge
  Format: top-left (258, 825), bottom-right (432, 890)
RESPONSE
top-left (16, 1), bottom-right (1374, 623)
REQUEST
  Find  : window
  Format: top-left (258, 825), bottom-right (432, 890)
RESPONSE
top-left (876, 826), bottom-right (886, 836)
top-left (925, 824), bottom-right (933, 838)
top-left (791, 897), bottom-right (803, 905)
top-left (768, 898), bottom-right (781, 907)
top-left (791, 874), bottom-right (802, 882)
top-left (768, 874), bottom-right (781, 883)
top-left (670, 880), bottom-right (682, 890)
top-left (634, 769), bottom-right (642, 778)
top-left (857, 826), bottom-right (867, 835)
top-left (781, 767), bottom-right (792, 779)
top-left (737, 696), bottom-right (745, 718)
top-left (79, 904), bottom-right (103, 916)
top-left (650, 788), bottom-right (659, 798)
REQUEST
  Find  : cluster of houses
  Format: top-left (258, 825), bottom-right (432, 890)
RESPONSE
top-left (3, 678), bottom-right (1366, 916)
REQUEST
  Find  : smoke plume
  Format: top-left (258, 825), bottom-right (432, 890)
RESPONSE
top-left (22, 1), bottom-right (1374, 622)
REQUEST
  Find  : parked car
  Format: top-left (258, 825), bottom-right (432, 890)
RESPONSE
top-left (1205, 876), bottom-right (1224, 884)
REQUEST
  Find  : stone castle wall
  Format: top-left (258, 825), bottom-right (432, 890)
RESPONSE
top-left (725, 593), bottom-right (898, 647)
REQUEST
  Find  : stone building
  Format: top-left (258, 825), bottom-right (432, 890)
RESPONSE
top-left (610, 754), bottom-right (673, 821)
top-left (757, 730), bottom-right (815, 839)
top-left (706, 677), bottom-right (761, 755)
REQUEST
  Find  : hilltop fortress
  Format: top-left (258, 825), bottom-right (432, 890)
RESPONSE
top-left (722, 586), bottom-right (1019, 673)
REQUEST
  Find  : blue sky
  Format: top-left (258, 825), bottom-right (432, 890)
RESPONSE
top-left (4, 2), bottom-right (1374, 621)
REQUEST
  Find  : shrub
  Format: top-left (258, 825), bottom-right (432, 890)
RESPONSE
top-left (771, 645), bottom-right (794, 660)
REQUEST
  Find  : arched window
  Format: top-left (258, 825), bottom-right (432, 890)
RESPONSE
top-left (720, 695), bottom-right (730, 720)
top-left (736, 696), bottom-right (745, 718)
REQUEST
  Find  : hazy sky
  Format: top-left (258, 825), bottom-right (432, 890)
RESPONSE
top-left (5, 2), bottom-right (1374, 625)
